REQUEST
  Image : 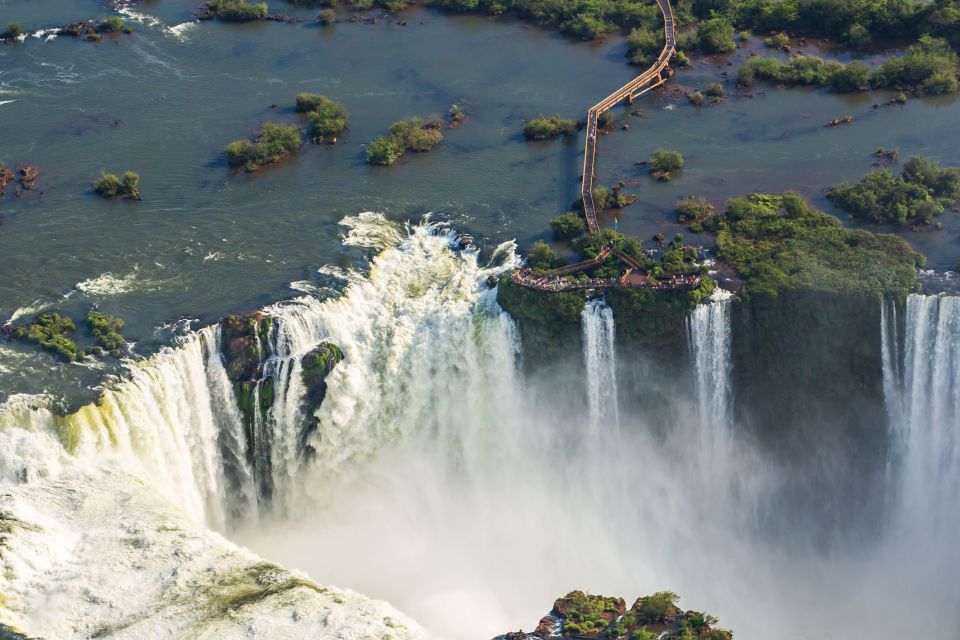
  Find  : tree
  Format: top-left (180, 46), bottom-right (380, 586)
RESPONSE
top-left (649, 148), bottom-right (684, 173)
top-left (831, 61), bottom-right (871, 91)
top-left (698, 18), bottom-right (736, 53)
top-left (6, 23), bottom-right (24, 38)
top-left (366, 137), bottom-right (400, 165)
top-left (550, 213), bottom-right (587, 239)
top-left (317, 8), bottom-right (336, 24)
top-left (676, 196), bottom-right (714, 223)
top-left (92, 171), bottom-right (141, 199)
top-left (527, 240), bottom-right (558, 271)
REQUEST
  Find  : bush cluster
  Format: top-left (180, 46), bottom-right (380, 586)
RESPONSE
top-left (88, 311), bottom-right (125, 357)
top-left (366, 116), bottom-right (443, 165)
top-left (206, 0), bottom-right (269, 21)
top-left (92, 171), bottom-right (141, 199)
top-left (295, 93), bottom-right (349, 139)
top-left (713, 193), bottom-right (921, 299)
top-left (626, 26), bottom-right (665, 66)
top-left (522, 115), bottom-right (578, 140)
top-left (649, 148), bottom-right (684, 173)
top-left (549, 212), bottom-right (587, 239)
top-left (739, 36), bottom-right (958, 94)
top-left (226, 123), bottom-right (302, 170)
top-left (829, 156), bottom-right (960, 225)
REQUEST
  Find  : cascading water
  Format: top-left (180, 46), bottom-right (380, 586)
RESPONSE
top-left (688, 299), bottom-right (733, 449)
top-left (581, 298), bottom-right (619, 432)
top-left (883, 293), bottom-right (960, 537)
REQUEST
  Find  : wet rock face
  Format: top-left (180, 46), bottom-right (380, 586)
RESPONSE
top-left (220, 312), bottom-right (272, 383)
top-left (298, 342), bottom-right (344, 457)
top-left (301, 342), bottom-right (343, 405)
top-left (495, 591), bottom-right (732, 640)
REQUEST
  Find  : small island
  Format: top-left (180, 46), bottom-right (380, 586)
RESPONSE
top-left (92, 171), bottom-right (141, 200)
top-left (226, 123), bottom-right (302, 171)
top-left (829, 155), bottom-right (960, 226)
top-left (295, 93), bottom-right (350, 143)
top-left (13, 310), bottom-right (127, 362)
top-left (366, 115), bottom-right (443, 166)
top-left (201, 0), bottom-right (269, 22)
top-left (523, 115), bottom-right (579, 140)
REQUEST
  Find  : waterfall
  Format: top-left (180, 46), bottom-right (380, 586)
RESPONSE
top-left (688, 300), bottom-right (733, 447)
top-left (56, 326), bottom-right (248, 529)
top-left (884, 293), bottom-right (960, 535)
top-left (582, 298), bottom-right (619, 432)
top-left (0, 213), bottom-right (522, 526)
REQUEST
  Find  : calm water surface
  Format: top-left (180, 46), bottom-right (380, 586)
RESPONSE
top-left (1, 0), bottom-right (959, 399)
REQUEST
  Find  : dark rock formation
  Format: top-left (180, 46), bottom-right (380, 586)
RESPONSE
top-left (299, 342), bottom-right (343, 456)
top-left (494, 591), bottom-right (732, 640)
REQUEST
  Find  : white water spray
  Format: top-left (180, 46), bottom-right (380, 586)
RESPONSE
top-left (884, 293), bottom-right (960, 536)
top-left (688, 300), bottom-right (733, 449)
top-left (582, 298), bottom-right (619, 432)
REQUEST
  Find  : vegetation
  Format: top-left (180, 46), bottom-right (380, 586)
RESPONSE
top-left (527, 240), bottom-right (560, 271)
top-left (523, 114), bottom-right (578, 140)
top-left (765, 32), bottom-right (789, 48)
top-left (206, 0), bottom-right (269, 21)
top-left (449, 103), bottom-right (466, 123)
top-left (649, 148), bottom-right (684, 174)
top-left (16, 314), bottom-right (78, 362)
top-left (6, 23), bottom-right (25, 38)
top-left (550, 212), bottom-right (588, 239)
top-left (295, 93), bottom-right (349, 140)
top-left (591, 185), bottom-right (635, 209)
top-left (87, 311), bottom-right (125, 357)
top-left (740, 37), bottom-right (959, 94)
top-left (316, 8), bottom-right (337, 23)
top-left (705, 82), bottom-right (725, 97)
top-left (713, 193), bottom-right (921, 299)
top-left (573, 228), bottom-right (644, 263)
top-left (829, 156), bottom-right (960, 225)
top-left (99, 16), bottom-right (125, 33)
top-left (872, 36), bottom-right (959, 94)
top-left (687, 89), bottom-right (706, 106)
top-left (225, 123), bottom-right (302, 171)
top-left (366, 116), bottom-right (443, 165)
top-left (676, 196), bottom-right (715, 228)
top-left (686, 0), bottom-right (960, 54)
top-left (626, 26), bottom-right (664, 65)
top-left (697, 17), bottom-right (736, 53)
top-left (92, 171), bottom-right (141, 199)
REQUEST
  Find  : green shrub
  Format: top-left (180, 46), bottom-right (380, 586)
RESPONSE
top-left (98, 16), bottom-right (125, 32)
top-left (317, 8), bottom-right (337, 23)
top-left (295, 94), bottom-right (349, 138)
top-left (87, 311), bottom-right (125, 357)
top-left (366, 137), bottom-right (401, 165)
top-left (676, 196), bottom-right (714, 223)
top-left (527, 240), bottom-right (559, 271)
top-left (698, 18), bottom-right (735, 53)
top-left (627, 26), bottom-right (663, 66)
top-left (550, 213), bottom-right (587, 239)
top-left (764, 32), bottom-right (789, 49)
top-left (92, 171), bottom-right (141, 199)
top-left (846, 22), bottom-right (871, 47)
top-left (871, 36), bottom-right (958, 94)
top-left (523, 114), bottom-right (578, 140)
top-left (687, 90), bottom-right (706, 106)
top-left (705, 82), bottom-right (724, 97)
top-left (207, 0), bottom-right (269, 21)
top-left (649, 148), bottom-right (684, 173)
top-left (715, 193), bottom-right (921, 299)
top-left (829, 156), bottom-right (960, 225)
top-left (366, 116), bottom-right (443, 164)
top-left (831, 61), bottom-right (871, 91)
top-left (674, 50), bottom-right (690, 66)
top-left (7, 22), bottom-right (25, 38)
top-left (18, 314), bottom-right (79, 362)
top-left (225, 123), bottom-right (302, 170)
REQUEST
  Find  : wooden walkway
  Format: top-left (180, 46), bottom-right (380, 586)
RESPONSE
top-left (582, 0), bottom-right (676, 233)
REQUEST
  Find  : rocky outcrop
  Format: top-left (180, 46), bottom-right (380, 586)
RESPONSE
top-left (495, 591), bottom-right (732, 640)
top-left (299, 342), bottom-right (343, 456)
top-left (220, 312), bottom-right (272, 383)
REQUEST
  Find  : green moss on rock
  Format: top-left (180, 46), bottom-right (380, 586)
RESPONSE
top-left (496, 277), bottom-right (586, 367)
